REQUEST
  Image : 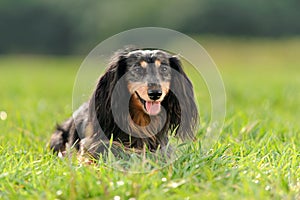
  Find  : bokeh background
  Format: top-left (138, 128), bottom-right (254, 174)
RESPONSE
top-left (1, 1), bottom-right (300, 199)
top-left (1, 0), bottom-right (300, 54)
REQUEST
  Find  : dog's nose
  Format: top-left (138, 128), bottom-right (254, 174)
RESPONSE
top-left (148, 89), bottom-right (162, 100)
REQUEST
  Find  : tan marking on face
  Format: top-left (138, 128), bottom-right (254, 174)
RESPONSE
top-left (140, 61), bottom-right (148, 68)
top-left (135, 86), bottom-right (149, 101)
top-left (128, 81), bottom-right (170, 101)
top-left (157, 81), bottom-right (170, 101)
top-left (155, 60), bottom-right (161, 67)
top-left (127, 82), bottom-right (147, 96)
top-left (127, 80), bottom-right (171, 116)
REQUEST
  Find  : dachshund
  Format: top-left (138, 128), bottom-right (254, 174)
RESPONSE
top-left (50, 48), bottom-right (199, 159)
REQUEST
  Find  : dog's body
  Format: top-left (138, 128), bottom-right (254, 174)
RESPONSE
top-left (50, 48), bottom-right (199, 158)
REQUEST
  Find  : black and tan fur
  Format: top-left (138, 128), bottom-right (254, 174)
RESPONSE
top-left (50, 48), bottom-right (199, 159)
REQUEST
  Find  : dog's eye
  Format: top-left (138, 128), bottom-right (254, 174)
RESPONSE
top-left (160, 66), bottom-right (168, 72)
top-left (133, 66), bottom-right (144, 73)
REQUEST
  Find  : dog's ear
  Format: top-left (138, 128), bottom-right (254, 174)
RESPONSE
top-left (166, 56), bottom-right (199, 141)
top-left (169, 55), bottom-right (184, 73)
top-left (89, 51), bottom-right (129, 136)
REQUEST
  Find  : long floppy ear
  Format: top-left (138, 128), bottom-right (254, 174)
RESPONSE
top-left (165, 56), bottom-right (199, 141)
top-left (89, 50), bottom-right (129, 137)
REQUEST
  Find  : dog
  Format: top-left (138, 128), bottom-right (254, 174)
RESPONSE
top-left (50, 48), bottom-right (199, 159)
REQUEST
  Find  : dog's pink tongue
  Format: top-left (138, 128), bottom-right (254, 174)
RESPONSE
top-left (145, 101), bottom-right (161, 115)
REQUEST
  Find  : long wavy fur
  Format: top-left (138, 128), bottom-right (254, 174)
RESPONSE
top-left (50, 48), bottom-right (199, 159)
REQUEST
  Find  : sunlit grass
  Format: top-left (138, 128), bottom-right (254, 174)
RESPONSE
top-left (0, 37), bottom-right (300, 199)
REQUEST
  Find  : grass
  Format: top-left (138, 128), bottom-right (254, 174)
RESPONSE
top-left (1, 37), bottom-right (300, 199)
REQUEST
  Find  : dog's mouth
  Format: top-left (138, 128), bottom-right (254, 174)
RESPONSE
top-left (135, 92), bottom-right (161, 115)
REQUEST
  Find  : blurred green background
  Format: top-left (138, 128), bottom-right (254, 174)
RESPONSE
top-left (1, 1), bottom-right (300, 199)
top-left (1, 0), bottom-right (300, 55)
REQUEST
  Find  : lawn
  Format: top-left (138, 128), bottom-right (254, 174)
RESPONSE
top-left (0, 37), bottom-right (300, 199)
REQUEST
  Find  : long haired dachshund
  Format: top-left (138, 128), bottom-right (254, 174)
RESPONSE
top-left (50, 48), bottom-right (199, 159)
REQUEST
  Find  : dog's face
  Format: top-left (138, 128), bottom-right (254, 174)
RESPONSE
top-left (124, 50), bottom-right (172, 116)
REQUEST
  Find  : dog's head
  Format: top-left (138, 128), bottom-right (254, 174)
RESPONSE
top-left (92, 48), bottom-right (199, 141)
top-left (124, 50), bottom-right (172, 116)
